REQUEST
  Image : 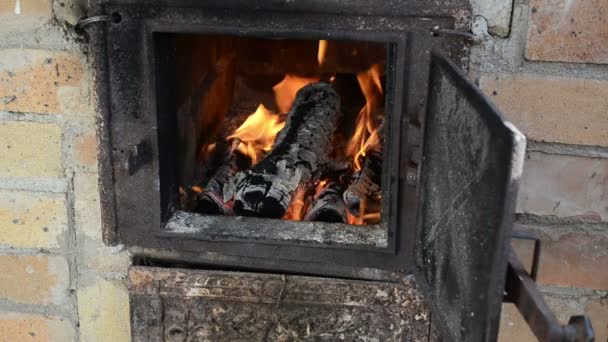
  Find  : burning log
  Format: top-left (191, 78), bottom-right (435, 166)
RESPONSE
top-left (343, 148), bottom-right (382, 219)
top-left (305, 180), bottom-right (347, 223)
top-left (226, 83), bottom-right (341, 218)
top-left (194, 139), bottom-right (253, 215)
top-left (194, 153), bottom-right (238, 215)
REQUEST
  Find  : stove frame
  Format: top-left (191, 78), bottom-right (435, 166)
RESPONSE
top-left (90, 0), bottom-right (468, 271)
top-left (86, 1), bottom-right (594, 341)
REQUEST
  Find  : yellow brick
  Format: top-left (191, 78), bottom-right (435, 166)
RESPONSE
top-left (73, 130), bottom-right (98, 170)
top-left (0, 313), bottom-right (75, 342)
top-left (0, 49), bottom-right (87, 115)
top-left (526, 0), bottom-right (608, 64)
top-left (74, 173), bottom-right (130, 272)
top-left (0, 0), bottom-right (51, 33)
top-left (478, 73), bottom-right (608, 147)
top-left (77, 276), bottom-right (130, 342)
top-left (0, 121), bottom-right (62, 178)
top-left (0, 190), bottom-right (67, 248)
top-left (0, 254), bottom-right (69, 305)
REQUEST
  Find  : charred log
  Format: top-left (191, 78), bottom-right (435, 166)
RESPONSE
top-left (194, 142), bottom-right (250, 215)
top-left (227, 83), bottom-right (341, 218)
top-left (305, 181), bottom-right (347, 223)
top-left (344, 148), bottom-right (382, 217)
top-left (195, 157), bottom-right (237, 215)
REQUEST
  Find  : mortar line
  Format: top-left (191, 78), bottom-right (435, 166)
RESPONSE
top-left (0, 177), bottom-right (69, 193)
top-left (539, 285), bottom-right (607, 298)
top-left (527, 140), bottom-right (608, 159)
top-left (0, 247), bottom-right (64, 255)
top-left (0, 111), bottom-right (64, 123)
top-left (515, 214), bottom-right (608, 233)
top-left (64, 170), bottom-right (82, 342)
top-left (0, 300), bottom-right (77, 321)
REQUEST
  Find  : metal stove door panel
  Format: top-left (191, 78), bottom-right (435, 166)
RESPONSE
top-left (416, 51), bottom-right (526, 342)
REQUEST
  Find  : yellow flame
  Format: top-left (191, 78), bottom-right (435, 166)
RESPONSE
top-left (283, 186), bottom-right (308, 221)
top-left (346, 64), bottom-right (384, 171)
top-left (227, 104), bottom-right (285, 165)
top-left (354, 127), bottom-right (381, 170)
top-left (273, 74), bottom-right (320, 114)
top-left (315, 179), bottom-right (328, 195)
top-left (317, 40), bottom-right (328, 65)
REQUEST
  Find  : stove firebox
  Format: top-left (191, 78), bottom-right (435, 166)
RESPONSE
top-left (86, 1), bottom-right (594, 341)
top-left (92, 0), bottom-right (474, 267)
top-left (165, 34), bottom-right (389, 235)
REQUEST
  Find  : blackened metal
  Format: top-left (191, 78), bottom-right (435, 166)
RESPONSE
top-left (102, 0), bottom-right (470, 18)
top-left (510, 231), bottom-right (542, 281)
top-left (567, 316), bottom-right (595, 342)
top-left (87, 2), bottom-right (119, 245)
top-left (127, 139), bottom-right (153, 175)
top-left (504, 249), bottom-right (595, 341)
top-left (75, 15), bottom-right (111, 30)
top-left (93, 0), bottom-right (470, 272)
top-left (431, 26), bottom-right (481, 44)
top-left (416, 51), bottom-right (526, 341)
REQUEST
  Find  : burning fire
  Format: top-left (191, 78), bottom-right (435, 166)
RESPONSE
top-left (273, 74), bottom-right (320, 114)
top-left (191, 43), bottom-right (385, 226)
top-left (227, 104), bottom-right (285, 165)
top-left (283, 186), bottom-right (309, 221)
top-left (346, 64), bottom-right (384, 170)
top-left (315, 179), bottom-right (328, 195)
top-left (317, 40), bottom-right (328, 65)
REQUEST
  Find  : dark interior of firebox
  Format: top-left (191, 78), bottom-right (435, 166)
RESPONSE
top-left (168, 33), bottom-right (388, 236)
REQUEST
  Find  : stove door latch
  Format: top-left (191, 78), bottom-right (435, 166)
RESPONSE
top-left (504, 233), bottom-right (595, 342)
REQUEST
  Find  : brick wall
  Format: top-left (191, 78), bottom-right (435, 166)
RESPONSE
top-left (0, 1), bottom-right (131, 341)
top-left (471, 0), bottom-right (608, 340)
top-left (0, 0), bottom-right (605, 341)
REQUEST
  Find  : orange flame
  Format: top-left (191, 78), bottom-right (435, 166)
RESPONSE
top-left (273, 74), bottom-right (320, 114)
top-left (346, 64), bottom-right (383, 171)
top-left (354, 127), bottom-right (381, 170)
top-left (315, 179), bottom-right (328, 195)
top-left (227, 104), bottom-right (285, 165)
top-left (317, 40), bottom-right (328, 65)
top-left (283, 186), bottom-right (309, 221)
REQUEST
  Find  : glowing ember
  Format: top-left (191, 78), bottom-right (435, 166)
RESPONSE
top-left (227, 104), bottom-right (285, 165)
top-left (191, 185), bottom-right (203, 193)
top-left (346, 64), bottom-right (384, 171)
top-left (315, 179), bottom-right (328, 194)
top-left (273, 74), bottom-right (320, 114)
top-left (317, 40), bottom-right (328, 65)
top-left (283, 186), bottom-right (309, 221)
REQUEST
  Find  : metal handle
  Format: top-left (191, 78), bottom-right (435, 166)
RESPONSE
top-left (431, 26), bottom-right (481, 44)
top-left (510, 231), bottom-right (542, 281)
top-left (504, 247), bottom-right (595, 341)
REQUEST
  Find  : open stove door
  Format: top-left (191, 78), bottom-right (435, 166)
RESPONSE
top-left (416, 51), bottom-right (526, 342)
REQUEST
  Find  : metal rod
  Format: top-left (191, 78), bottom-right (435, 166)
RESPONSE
top-left (75, 15), bottom-right (111, 30)
top-left (504, 249), bottom-right (594, 341)
top-left (431, 26), bottom-right (481, 44)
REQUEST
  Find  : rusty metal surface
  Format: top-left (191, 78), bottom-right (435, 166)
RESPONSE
top-left (129, 266), bottom-right (432, 341)
top-left (416, 51), bottom-right (526, 341)
top-left (504, 249), bottom-right (595, 342)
